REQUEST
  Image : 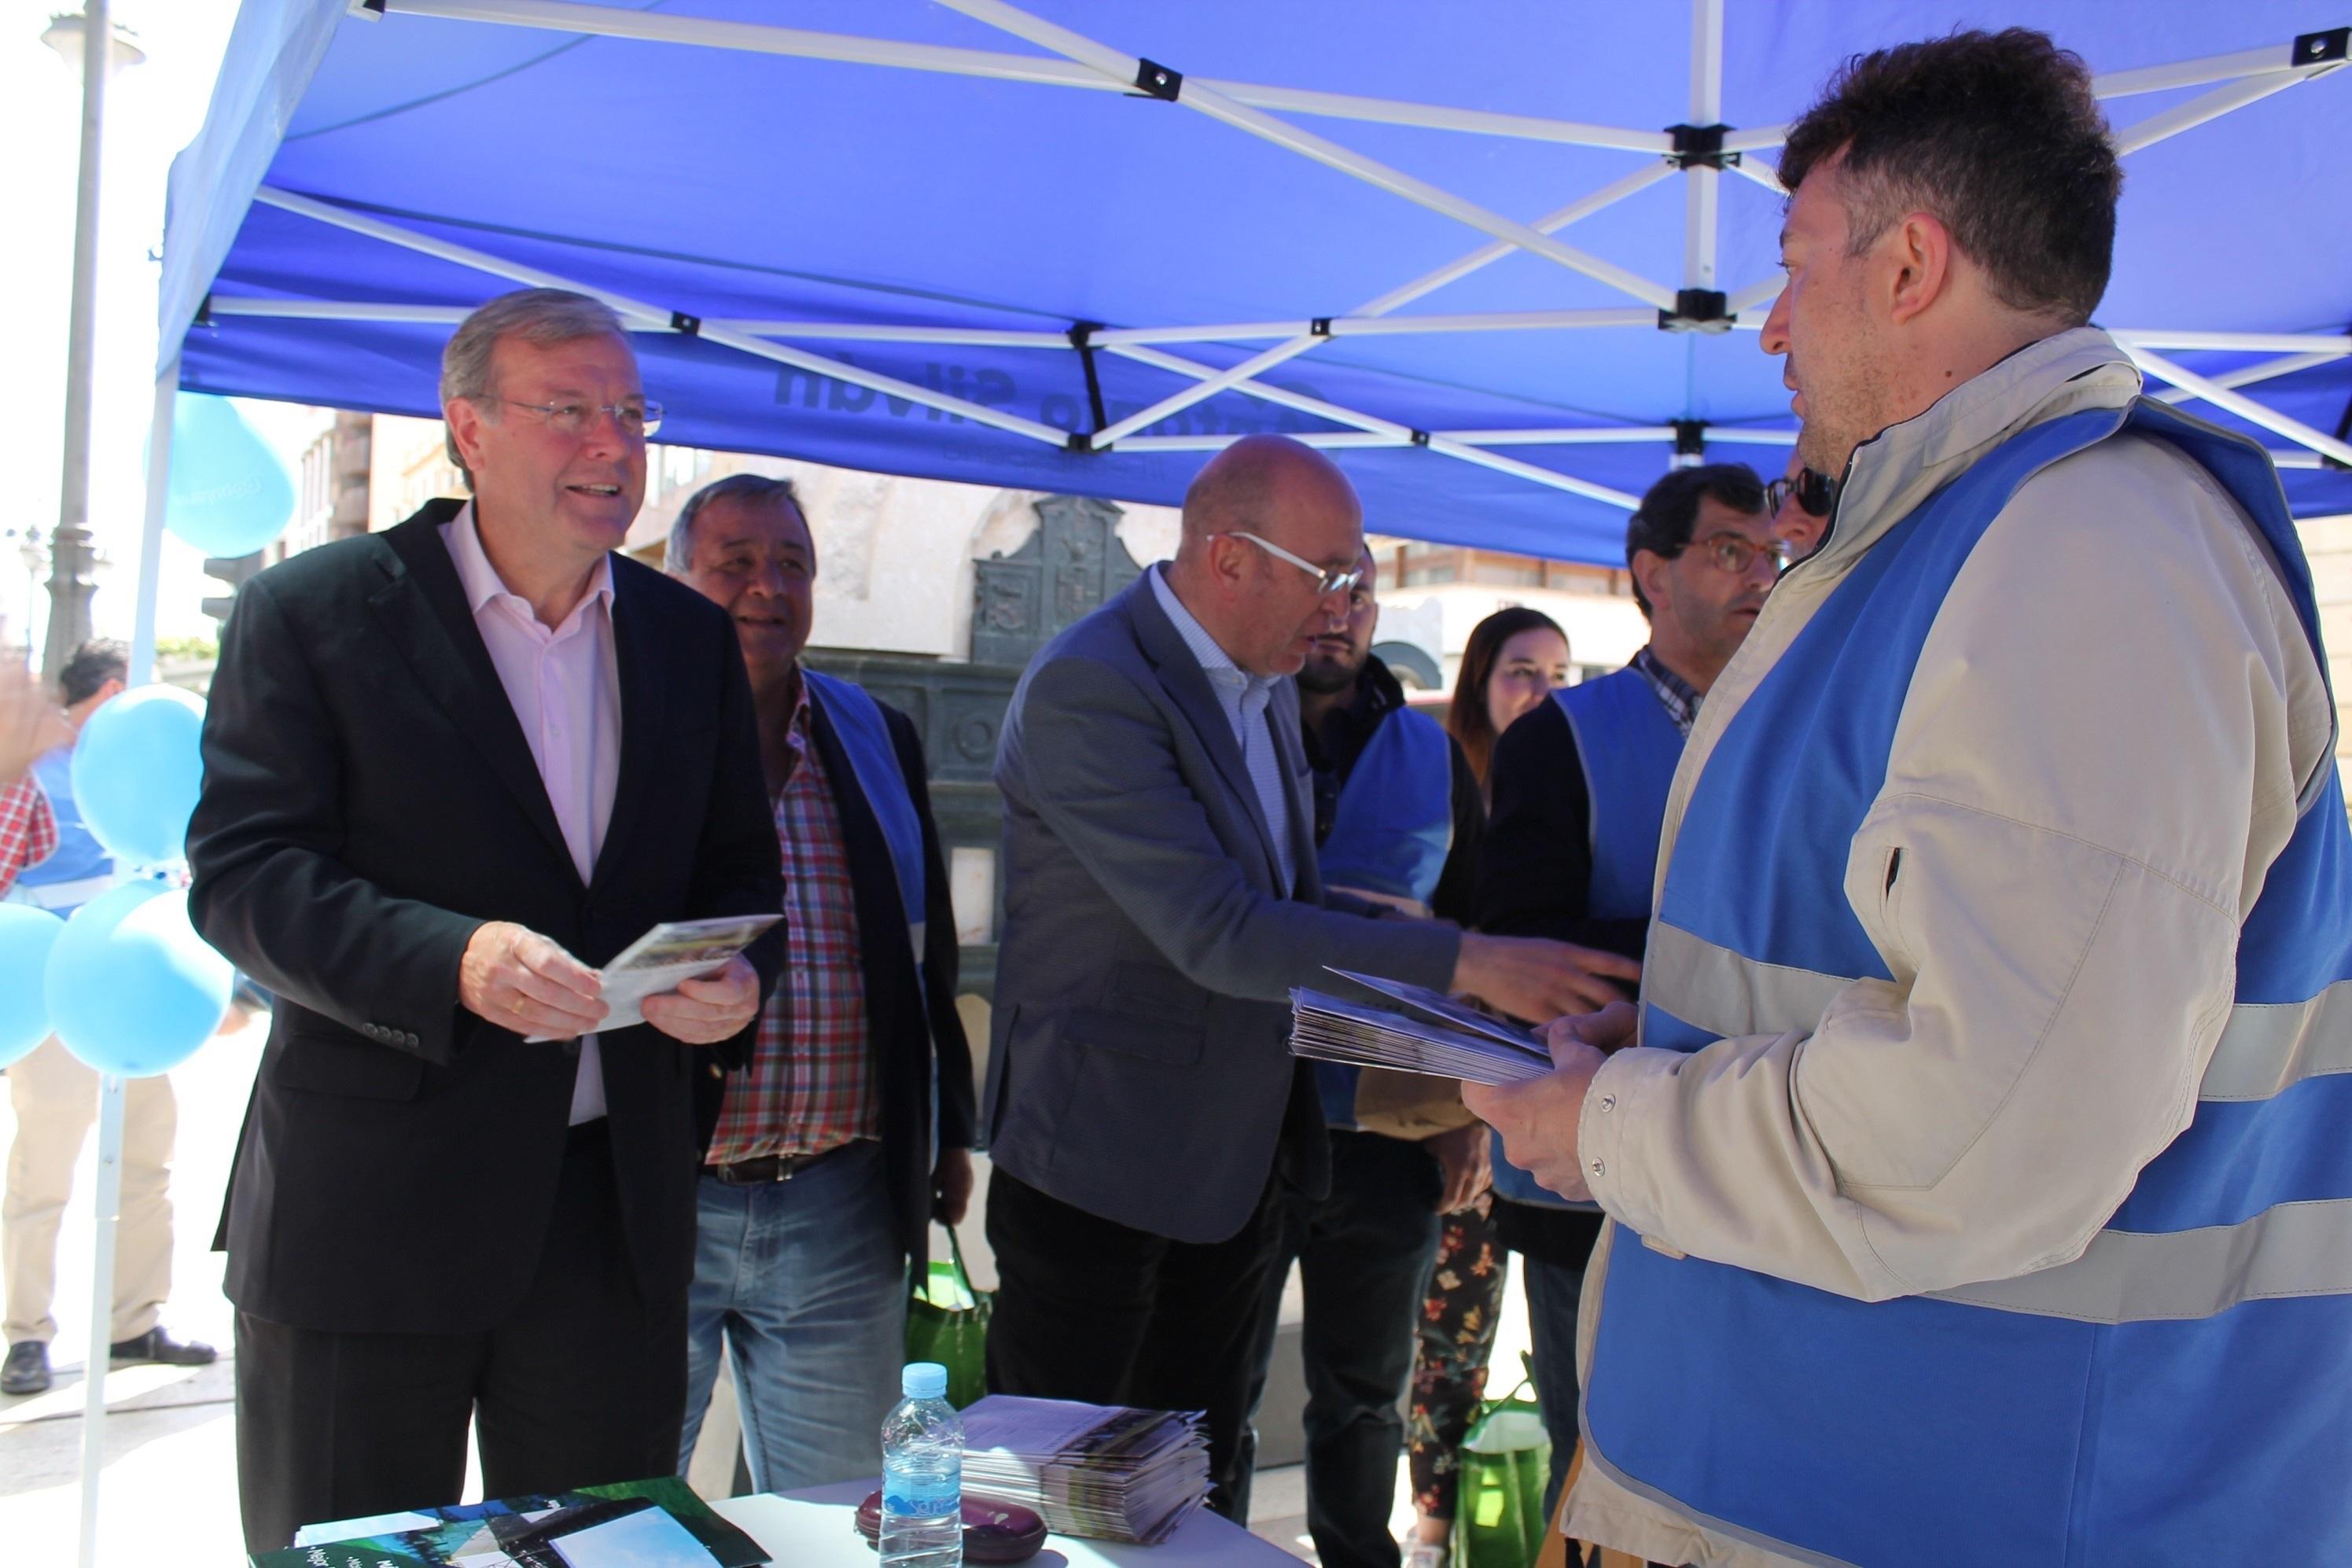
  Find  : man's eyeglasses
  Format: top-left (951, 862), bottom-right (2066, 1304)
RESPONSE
top-left (477, 396), bottom-right (665, 439)
top-left (1685, 532), bottom-right (1792, 576)
top-left (1217, 531), bottom-right (1365, 599)
top-left (1765, 467), bottom-right (1832, 519)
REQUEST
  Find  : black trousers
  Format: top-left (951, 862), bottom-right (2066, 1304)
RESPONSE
top-left (983, 1165), bottom-right (1290, 1523)
top-left (1245, 1128), bottom-right (1444, 1568)
top-left (234, 1121), bottom-right (688, 1552)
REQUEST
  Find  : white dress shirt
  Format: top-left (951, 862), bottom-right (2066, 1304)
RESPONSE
top-left (442, 503), bottom-right (621, 1124)
top-left (1147, 563), bottom-right (1295, 893)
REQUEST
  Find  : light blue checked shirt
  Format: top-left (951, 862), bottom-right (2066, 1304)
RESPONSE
top-left (1149, 564), bottom-right (1297, 894)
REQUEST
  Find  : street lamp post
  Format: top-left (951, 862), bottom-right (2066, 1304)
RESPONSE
top-left (41, 3), bottom-right (143, 680)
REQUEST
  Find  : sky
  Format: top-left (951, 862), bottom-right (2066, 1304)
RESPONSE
top-left (0, 0), bottom-right (319, 653)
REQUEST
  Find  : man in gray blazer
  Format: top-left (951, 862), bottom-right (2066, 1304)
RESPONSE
top-left (983, 436), bottom-right (1636, 1519)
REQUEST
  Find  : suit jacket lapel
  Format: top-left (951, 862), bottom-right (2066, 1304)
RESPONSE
top-left (806, 689), bottom-right (907, 970)
top-left (370, 507), bottom-right (577, 879)
top-left (1268, 682), bottom-right (1320, 900)
top-left (591, 569), bottom-right (663, 899)
top-left (1124, 576), bottom-right (1286, 889)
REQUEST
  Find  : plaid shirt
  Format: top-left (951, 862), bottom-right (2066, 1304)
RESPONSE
top-left (706, 684), bottom-right (878, 1165)
top-left (1630, 646), bottom-right (1703, 738)
top-left (0, 775), bottom-right (57, 900)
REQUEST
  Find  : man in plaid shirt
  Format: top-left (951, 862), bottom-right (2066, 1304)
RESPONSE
top-left (0, 662), bottom-right (64, 896)
top-left (667, 474), bottom-right (977, 1490)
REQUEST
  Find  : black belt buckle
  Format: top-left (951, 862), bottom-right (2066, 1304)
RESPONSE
top-left (713, 1150), bottom-right (814, 1185)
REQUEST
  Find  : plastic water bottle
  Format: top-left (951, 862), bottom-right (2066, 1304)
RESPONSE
top-left (880, 1361), bottom-right (964, 1567)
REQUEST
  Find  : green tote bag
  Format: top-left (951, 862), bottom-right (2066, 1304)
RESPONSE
top-left (1454, 1371), bottom-right (1552, 1568)
top-left (904, 1227), bottom-right (992, 1408)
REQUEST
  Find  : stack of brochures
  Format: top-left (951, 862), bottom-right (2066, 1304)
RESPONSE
top-left (1289, 968), bottom-right (1556, 1085)
top-left (958, 1394), bottom-right (1210, 1544)
top-left (258, 1475), bottom-right (769, 1568)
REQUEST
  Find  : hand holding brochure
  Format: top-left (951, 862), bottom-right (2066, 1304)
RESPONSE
top-left (1290, 967), bottom-right (1558, 1086)
top-left (526, 914), bottom-right (781, 1043)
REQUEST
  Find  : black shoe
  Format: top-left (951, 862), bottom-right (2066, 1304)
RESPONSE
top-left (109, 1327), bottom-right (217, 1367)
top-left (2, 1341), bottom-right (50, 1395)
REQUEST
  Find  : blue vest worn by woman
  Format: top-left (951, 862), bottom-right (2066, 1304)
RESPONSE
top-left (1488, 670), bottom-right (1682, 1205)
top-left (9, 746), bottom-right (116, 915)
top-left (1315, 703), bottom-right (1454, 1125)
top-left (1582, 403), bottom-right (2352, 1566)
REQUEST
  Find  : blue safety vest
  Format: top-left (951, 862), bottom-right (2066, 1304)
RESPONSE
top-left (1316, 702), bottom-right (1455, 1125)
top-left (1582, 403), bottom-right (2352, 1566)
top-left (1489, 671), bottom-right (1683, 1205)
top-left (802, 669), bottom-right (927, 965)
top-left (12, 746), bottom-right (116, 915)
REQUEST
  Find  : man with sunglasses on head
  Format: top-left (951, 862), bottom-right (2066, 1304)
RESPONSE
top-left (190, 288), bottom-right (784, 1551)
top-left (985, 434), bottom-right (1634, 1522)
top-left (1472, 462), bottom-right (1783, 1532)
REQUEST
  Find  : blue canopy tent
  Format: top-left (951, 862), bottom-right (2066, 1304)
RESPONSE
top-left (130, 0), bottom-right (2352, 674)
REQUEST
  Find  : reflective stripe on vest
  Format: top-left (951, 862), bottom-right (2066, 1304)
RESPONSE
top-left (802, 670), bottom-right (927, 961)
top-left (1490, 670), bottom-right (1685, 1207)
top-left (1585, 402), bottom-right (2352, 1567)
top-left (16, 746), bottom-right (116, 916)
top-left (1315, 704), bottom-right (1456, 1125)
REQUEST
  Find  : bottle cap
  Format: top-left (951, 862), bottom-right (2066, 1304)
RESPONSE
top-left (902, 1361), bottom-right (948, 1401)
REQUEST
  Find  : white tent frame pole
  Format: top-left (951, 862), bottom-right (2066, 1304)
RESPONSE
top-left (1722, 33), bottom-right (2346, 155)
top-left (1728, 155), bottom-right (1785, 196)
top-left (1107, 340), bottom-right (1641, 508)
top-left (2128, 345), bottom-right (2352, 468)
top-left (77, 1077), bottom-right (126, 1568)
top-left (249, 188), bottom-right (1069, 446)
top-left (2110, 72), bottom-right (2314, 156)
top-left (381, 0), bottom-right (1673, 152)
top-left (129, 358), bottom-right (179, 686)
top-left (2152, 351), bottom-right (2345, 405)
top-left (930, 0), bottom-right (1677, 311)
top-left (1682, 0), bottom-right (1724, 294)
top-left (1124, 425), bottom-right (1691, 453)
top-left (1724, 276), bottom-right (1783, 318)
top-left (1085, 160), bottom-right (1673, 449)
top-left (2111, 329), bottom-right (2352, 355)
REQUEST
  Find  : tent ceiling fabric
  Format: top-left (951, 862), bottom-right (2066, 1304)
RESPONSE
top-left (165, 0), bottom-right (2352, 565)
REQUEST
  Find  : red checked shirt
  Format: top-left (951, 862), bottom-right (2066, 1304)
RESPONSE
top-left (706, 683), bottom-right (879, 1165)
top-left (0, 776), bottom-right (57, 900)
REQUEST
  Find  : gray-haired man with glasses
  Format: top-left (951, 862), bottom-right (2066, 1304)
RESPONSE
top-left (190, 287), bottom-right (784, 1550)
top-left (982, 434), bottom-right (1637, 1522)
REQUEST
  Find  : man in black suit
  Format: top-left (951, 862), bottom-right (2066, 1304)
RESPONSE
top-left (189, 288), bottom-right (785, 1551)
top-left (664, 473), bottom-right (977, 1490)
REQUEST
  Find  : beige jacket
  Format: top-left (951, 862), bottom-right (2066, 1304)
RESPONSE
top-left (1563, 329), bottom-right (2337, 1566)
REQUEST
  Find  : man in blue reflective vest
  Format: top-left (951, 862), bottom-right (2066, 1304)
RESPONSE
top-left (1468, 31), bottom-right (2352, 1566)
top-left (666, 474), bottom-right (977, 1490)
top-left (1472, 467), bottom-right (1780, 1522)
top-left (1243, 545), bottom-right (1489, 1568)
top-left (2, 641), bottom-right (216, 1397)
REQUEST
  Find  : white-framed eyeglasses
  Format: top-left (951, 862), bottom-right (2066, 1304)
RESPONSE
top-left (478, 396), bottom-right (664, 439)
top-left (1216, 530), bottom-right (1364, 598)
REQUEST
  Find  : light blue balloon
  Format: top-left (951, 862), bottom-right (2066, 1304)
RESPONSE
top-left (70, 684), bottom-right (206, 868)
top-left (46, 882), bottom-right (231, 1078)
top-left (165, 393), bottom-right (296, 558)
top-left (0, 904), bottom-right (65, 1068)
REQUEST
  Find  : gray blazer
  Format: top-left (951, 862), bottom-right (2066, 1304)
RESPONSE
top-left (985, 574), bottom-right (1461, 1244)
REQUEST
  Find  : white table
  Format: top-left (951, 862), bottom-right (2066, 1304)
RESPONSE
top-left (712, 1479), bottom-right (1302, 1566)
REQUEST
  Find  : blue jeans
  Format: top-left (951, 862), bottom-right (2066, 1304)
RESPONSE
top-left (1521, 1249), bottom-right (1589, 1521)
top-left (678, 1140), bottom-right (907, 1492)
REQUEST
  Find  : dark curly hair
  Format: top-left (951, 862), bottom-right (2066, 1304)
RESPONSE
top-left (1624, 464), bottom-right (1766, 619)
top-left (1780, 28), bottom-right (2121, 325)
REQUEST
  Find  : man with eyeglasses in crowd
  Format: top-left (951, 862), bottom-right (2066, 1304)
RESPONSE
top-left (1473, 462), bottom-right (1783, 1531)
top-left (190, 288), bottom-right (784, 1551)
top-left (984, 434), bottom-right (1636, 1522)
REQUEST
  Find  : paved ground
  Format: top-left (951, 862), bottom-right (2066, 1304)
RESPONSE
top-left (0, 1018), bottom-right (1529, 1566)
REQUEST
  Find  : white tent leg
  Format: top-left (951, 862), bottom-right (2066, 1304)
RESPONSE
top-left (76, 1076), bottom-right (126, 1568)
top-left (2151, 351), bottom-right (2345, 406)
top-left (131, 359), bottom-right (178, 686)
top-left (1682, 0), bottom-right (1724, 295)
top-left (931, 0), bottom-right (1676, 310)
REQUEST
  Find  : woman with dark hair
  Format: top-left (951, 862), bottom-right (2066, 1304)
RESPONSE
top-left (1444, 607), bottom-right (1572, 798)
top-left (1402, 606), bottom-right (1570, 1568)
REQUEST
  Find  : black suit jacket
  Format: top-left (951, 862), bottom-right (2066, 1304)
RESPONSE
top-left (694, 685), bottom-right (977, 1270)
top-left (190, 499), bottom-right (785, 1336)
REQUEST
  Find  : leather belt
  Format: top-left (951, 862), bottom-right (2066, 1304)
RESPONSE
top-left (708, 1144), bottom-right (849, 1185)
